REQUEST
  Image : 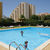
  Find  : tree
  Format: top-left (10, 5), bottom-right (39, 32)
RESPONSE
top-left (30, 15), bottom-right (39, 20)
top-left (19, 15), bottom-right (25, 22)
top-left (44, 20), bottom-right (50, 23)
top-left (5, 18), bottom-right (14, 23)
top-left (0, 17), bottom-right (14, 26)
top-left (44, 15), bottom-right (50, 20)
top-left (28, 15), bottom-right (39, 25)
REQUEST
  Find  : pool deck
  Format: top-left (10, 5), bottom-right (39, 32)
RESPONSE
top-left (0, 26), bottom-right (31, 30)
top-left (42, 43), bottom-right (50, 50)
top-left (0, 26), bottom-right (50, 30)
top-left (0, 45), bottom-right (8, 50)
top-left (35, 39), bottom-right (50, 50)
top-left (0, 42), bottom-right (16, 50)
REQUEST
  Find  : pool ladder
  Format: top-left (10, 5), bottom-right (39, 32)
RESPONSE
top-left (9, 41), bottom-right (26, 50)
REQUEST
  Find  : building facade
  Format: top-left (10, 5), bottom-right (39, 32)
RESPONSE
top-left (0, 2), bottom-right (2, 21)
top-left (10, 2), bottom-right (35, 22)
top-left (29, 4), bottom-right (35, 17)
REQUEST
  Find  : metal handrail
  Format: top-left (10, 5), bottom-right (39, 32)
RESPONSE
top-left (16, 44), bottom-right (26, 50)
top-left (9, 41), bottom-right (21, 50)
top-left (19, 44), bottom-right (29, 50)
top-left (17, 44), bottom-right (24, 48)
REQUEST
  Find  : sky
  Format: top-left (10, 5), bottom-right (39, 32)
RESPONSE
top-left (0, 0), bottom-right (50, 17)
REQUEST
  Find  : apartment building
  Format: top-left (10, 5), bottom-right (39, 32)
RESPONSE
top-left (10, 2), bottom-right (35, 22)
top-left (29, 4), bottom-right (35, 17)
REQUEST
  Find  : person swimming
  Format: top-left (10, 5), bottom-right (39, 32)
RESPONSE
top-left (24, 41), bottom-right (28, 49)
top-left (21, 31), bottom-right (23, 36)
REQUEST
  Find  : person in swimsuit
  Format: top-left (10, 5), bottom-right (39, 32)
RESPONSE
top-left (24, 41), bottom-right (28, 49)
top-left (21, 31), bottom-right (23, 36)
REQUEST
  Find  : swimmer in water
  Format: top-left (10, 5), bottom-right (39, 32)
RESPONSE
top-left (24, 41), bottom-right (28, 49)
top-left (21, 31), bottom-right (23, 36)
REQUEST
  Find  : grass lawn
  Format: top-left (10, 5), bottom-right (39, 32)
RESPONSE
top-left (0, 26), bottom-right (33, 30)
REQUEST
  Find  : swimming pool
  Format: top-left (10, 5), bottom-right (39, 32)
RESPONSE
top-left (0, 27), bottom-right (50, 50)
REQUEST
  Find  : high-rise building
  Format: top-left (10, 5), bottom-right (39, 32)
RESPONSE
top-left (15, 7), bottom-right (19, 22)
top-left (19, 2), bottom-right (29, 19)
top-left (10, 2), bottom-right (35, 22)
top-left (29, 4), bottom-right (35, 17)
top-left (24, 2), bottom-right (29, 19)
top-left (0, 2), bottom-right (2, 21)
top-left (10, 7), bottom-right (20, 22)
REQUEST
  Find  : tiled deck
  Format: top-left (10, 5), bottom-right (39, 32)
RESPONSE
top-left (42, 43), bottom-right (50, 50)
top-left (0, 45), bottom-right (8, 50)
top-left (35, 39), bottom-right (50, 50)
top-left (0, 42), bottom-right (16, 50)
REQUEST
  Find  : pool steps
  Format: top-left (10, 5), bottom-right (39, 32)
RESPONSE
top-left (0, 41), bottom-right (27, 50)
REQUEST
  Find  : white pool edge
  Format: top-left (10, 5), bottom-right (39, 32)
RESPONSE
top-left (35, 39), bottom-right (50, 50)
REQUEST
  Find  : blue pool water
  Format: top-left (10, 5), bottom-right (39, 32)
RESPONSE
top-left (0, 27), bottom-right (50, 50)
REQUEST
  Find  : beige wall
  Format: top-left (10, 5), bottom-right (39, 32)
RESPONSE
top-left (0, 2), bottom-right (2, 21)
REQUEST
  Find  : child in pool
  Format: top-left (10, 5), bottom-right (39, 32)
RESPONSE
top-left (21, 31), bottom-right (23, 36)
top-left (24, 41), bottom-right (28, 49)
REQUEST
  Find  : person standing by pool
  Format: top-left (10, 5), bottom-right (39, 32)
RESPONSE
top-left (21, 31), bottom-right (23, 36)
